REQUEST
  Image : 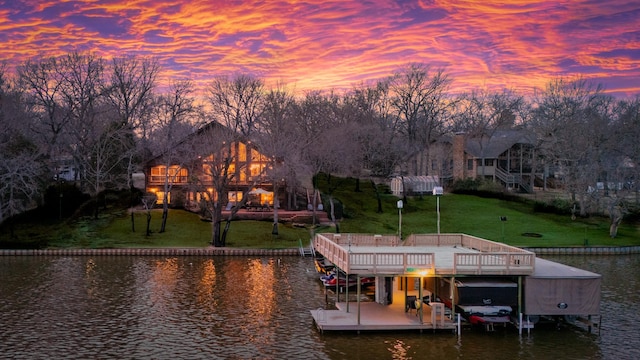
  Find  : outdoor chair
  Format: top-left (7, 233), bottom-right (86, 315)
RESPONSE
top-left (405, 295), bottom-right (417, 314)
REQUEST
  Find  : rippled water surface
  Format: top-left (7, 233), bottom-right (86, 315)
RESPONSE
top-left (1, 254), bottom-right (638, 359)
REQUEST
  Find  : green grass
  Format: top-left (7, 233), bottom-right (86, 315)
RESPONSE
top-left (317, 175), bottom-right (639, 247)
top-left (2, 177), bottom-right (639, 249)
top-left (43, 209), bottom-right (311, 249)
top-left (338, 193), bottom-right (638, 247)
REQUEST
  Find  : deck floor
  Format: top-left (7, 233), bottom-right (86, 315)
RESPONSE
top-left (310, 288), bottom-right (458, 332)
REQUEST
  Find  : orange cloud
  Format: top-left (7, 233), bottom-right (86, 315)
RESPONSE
top-left (0, 0), bottom-right (638, 97)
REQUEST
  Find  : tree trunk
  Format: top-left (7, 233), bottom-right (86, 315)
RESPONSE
top-left (211, 220), bottom-right (220, 246)
top-left (221, 220), bottom-right (231, 246)
top-left (371, 180), bottom-right (383, 213)
top-left (160, 203), bottom-right (168, 233)
top-left (130, 188), bottom-right (136, 232)
top-left (145, 211), bottom-right (151, 236)
top-left (311, 188), bottom-right (318, 226)
top-left (272, 186), bottom-right (279, 236)
top-left (94, 196), bottom-right (100, 219)
top-left (609, 205), bottom-right (623, 238)
top-left (329, 196), bottom-right (339, 233)
top-left (211, 204), bottom-right (223, 246)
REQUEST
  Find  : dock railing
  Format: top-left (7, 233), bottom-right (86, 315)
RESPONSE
top-left (453, 252), bottom-right (534, 275)
top-left (314, 233), bottom-right (535, 276)
top-left (349, 252), bottom-right (436, 274)
top-left (329, 233), bottom-right (400, 247)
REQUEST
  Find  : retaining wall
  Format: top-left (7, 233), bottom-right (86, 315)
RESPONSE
top-left (525, 246), bottom-right (640, 255)
top-left (0, 248), bottom-right (300, 257)
top-left (1, 246), bottom-right (639, 257)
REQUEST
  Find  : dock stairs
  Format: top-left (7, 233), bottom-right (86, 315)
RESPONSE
top-left (299, 239), bottom-right (315, 257)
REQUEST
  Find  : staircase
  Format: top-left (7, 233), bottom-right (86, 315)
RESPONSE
top-left (299, 238), bottom-right (315, 257)
top-left (495, 167), bottom-right (532, 193)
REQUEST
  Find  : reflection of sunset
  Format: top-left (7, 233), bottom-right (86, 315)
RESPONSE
top-left (246, 259), bottom-right (276, 321)
top-left (1, 0), bottom-right (637, 97)
top-left (149, 258), bottom-right (179, 313)
top-left (197, 259), bottom-right (217, 307)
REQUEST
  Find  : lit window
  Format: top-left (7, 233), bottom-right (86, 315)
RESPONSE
top-left (156, 191), bottom-right (171, 204)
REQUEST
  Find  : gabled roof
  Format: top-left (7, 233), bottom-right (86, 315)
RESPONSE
top-left (145, 121), bottom-right (244, 165)
top-left (465, 129), bottom-right (537, 159)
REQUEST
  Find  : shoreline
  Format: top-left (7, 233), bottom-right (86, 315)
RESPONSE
top-left (1, 246), bottom-right (639, 256)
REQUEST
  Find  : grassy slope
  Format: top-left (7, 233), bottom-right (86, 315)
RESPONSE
top-left (45, 209), bottom-right (311, 249)
top-left (2, 178), bottom-right (638, 249)
top-left (320, 176), bottom-right (639, 247)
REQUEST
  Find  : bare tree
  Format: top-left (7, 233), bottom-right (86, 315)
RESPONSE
top-left (531, 77), bottom-right (610, 217)
top-left (150, 80), bottom-right (201, 233)
top-left (604, 96), bottom-right (640, 237)
top-left (105, 55), bottom-right (159, 230)
top-left (389, 64), bottom-right (451, 176)
top-left (51, 52), bottom-right (137, 218)
top-left (188, 122), bottom-right (242, 246)
top-left (209, 74), bottom-right (264, 137)
top-left (452, 89), bottom-right (524, 177)
top-left (0, 66), bottom-right (46, 231)
top-left (203, 74), bottom-right (266, 246)
top-left (17, 56), bottom-right (72, 181)
top-left (292, 90), bottom-right (345, 225)
top-left (254, 83), bottom-right (303, 235)
top-left (613, 96), bottom-right (640, 206)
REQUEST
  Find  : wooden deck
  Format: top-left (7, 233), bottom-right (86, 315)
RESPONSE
top-left (310, 302), bottom-right (458, 332)
top-left (310, 287), bottom-right (459, 333)
top-left (313, 233), bottom-right (536, 276)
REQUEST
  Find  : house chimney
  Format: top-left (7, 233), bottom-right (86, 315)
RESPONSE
top-left (453, 132), bottom-right (466, 180)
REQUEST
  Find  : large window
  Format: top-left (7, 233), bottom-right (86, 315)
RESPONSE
top-left (150, 166), bottom-right (188, 183)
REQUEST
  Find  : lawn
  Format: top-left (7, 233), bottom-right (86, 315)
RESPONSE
top-left (41, 209), bottom-right (312, 249)
top-left (317, 176), bottom-right (639, 247)
top-left (2, 180), bottom-right (639, 249)
top-left (338, 193), bottom-right (638, 247)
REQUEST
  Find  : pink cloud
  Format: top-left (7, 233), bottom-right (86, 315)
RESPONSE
top-left (0, 0), bottom-right (638, 97)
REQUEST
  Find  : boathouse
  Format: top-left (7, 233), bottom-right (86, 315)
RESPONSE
top-left (310, 233), bottom-right (601, 334)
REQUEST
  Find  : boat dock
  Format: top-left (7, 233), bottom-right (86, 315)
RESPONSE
top-left (309, 232), bottom-right (601, 334)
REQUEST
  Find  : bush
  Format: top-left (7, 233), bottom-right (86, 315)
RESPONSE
top-left (43, 183), bottom-right (90, 220)
top-left (451, 178), bottom-right (483, 192)
top-left (532, 198), bottom-right (573, 215)
top-left (451, 178), bottom-right (524, 203)
top-left (322, 197), bottom-right (344, 219)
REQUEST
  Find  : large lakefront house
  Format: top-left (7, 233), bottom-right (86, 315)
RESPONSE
top-left (144, 122), bottom-right (284, 212)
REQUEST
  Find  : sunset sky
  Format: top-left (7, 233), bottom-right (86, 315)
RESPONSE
top-left (1, 0), bottom-right (638, 97)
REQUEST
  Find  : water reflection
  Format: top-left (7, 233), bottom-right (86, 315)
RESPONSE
top-left (0, 255), bottom-right (638, 359)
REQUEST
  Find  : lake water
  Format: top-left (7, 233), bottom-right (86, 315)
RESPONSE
top-left (1, 254), bottom-right (638, 359)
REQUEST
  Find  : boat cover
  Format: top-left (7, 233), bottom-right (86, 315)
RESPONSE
top-left (523, 258), bottom-right (601, 316)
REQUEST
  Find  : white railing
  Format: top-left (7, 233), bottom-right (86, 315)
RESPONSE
top-left (348, 252), bottom-right (436, 274)
top-left (329, 233), bottom-right (400, 247)
top-left (454, 253), bottom-right (535, 275)
top-left (404, 234), bottom-right (464, 247)
top-left (314, 233), bottom-right (535, 276)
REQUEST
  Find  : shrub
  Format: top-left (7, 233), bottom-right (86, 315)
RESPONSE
top-left (533, 198), bottom-right (573, 215)
top-left (43, 183), bottom-right (90, 220)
